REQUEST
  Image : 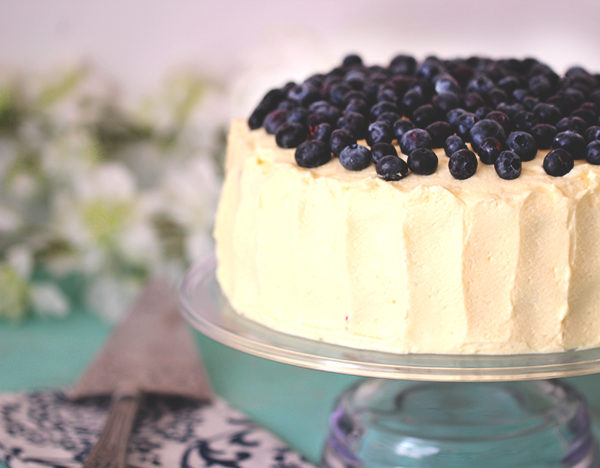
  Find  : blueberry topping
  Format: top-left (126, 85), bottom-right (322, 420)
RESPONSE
top-left (449, 148), bottom-right (478, 179)
top-left (476, 137), bottom-right (502, 165)
top-left (376, 155), bottom-right (409, 181)
top-left (295, 140), bottom-right (332, 168)
top-left (263, 109), bottom-right (289, 134)
top-left (313, 123), bottom-right (333, 143)
top-left (366, 121), bottom-right (393, 146)
top-left (275, 122), bottom-right (308, 148)
top-left (543, 148), bottom-right (574, 176)
top-left (531, 124), bottom-right (557, 149)
top-left (587, 141), bottom-right (600, 165)
top-left (407, 148), bottom-right (438, 175)
top-left (371, 142), bottom-right (398, 164)
top-left (444, 135), bottom-right (467, 158)
top-left (494, 151), bottom-right (522, 180)
top-left (329, 129), bottom-right (356, 157)
top-left (552, 131), bottom-right (587, 159)
top-left (426, 121), bottom-right (453, 148)
top-left (339, 144), bottom-right (372, 171)
top-left (400, 128), bottom-right (432, 155)
top-left (506, 131), bottom-right (538, 161)
top-left (249, 53), bottom-right (600, 179)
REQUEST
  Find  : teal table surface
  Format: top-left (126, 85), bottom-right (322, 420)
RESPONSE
top-left (1, 310), bottom-right (599, 466)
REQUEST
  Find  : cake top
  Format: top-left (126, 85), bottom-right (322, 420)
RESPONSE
top-left (247, 54), bottom-right (600, 182)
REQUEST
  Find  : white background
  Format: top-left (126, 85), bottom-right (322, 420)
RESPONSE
top-left (2, 0), bottom-right (599, 114)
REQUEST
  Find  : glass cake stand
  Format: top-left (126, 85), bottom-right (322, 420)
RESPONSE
top-left (179, 257), bottom-right (600, 467)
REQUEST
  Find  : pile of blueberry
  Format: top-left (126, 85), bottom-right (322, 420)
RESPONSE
top-left (248, 54), bottom-right (600, 181)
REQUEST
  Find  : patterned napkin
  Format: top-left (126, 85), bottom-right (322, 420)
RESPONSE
top-left (0, 391), bottom-right (316, 468)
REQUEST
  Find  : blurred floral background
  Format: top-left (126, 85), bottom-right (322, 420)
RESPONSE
top-left (0, 68), bottom-right (225, 321)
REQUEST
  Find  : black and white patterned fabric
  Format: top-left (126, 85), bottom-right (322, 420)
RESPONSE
top-left (0, 391), bottom-right (316, 468)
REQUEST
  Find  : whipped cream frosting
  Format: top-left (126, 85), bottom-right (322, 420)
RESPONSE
top-left (214, 119), bottom-right (600, 354)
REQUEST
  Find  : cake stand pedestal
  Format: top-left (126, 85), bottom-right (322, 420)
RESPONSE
top-left (180, 259), bottom-right (600, 467)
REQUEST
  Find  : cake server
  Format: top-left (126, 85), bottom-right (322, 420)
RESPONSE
top-left (70, 278), bottom-right (212, 468)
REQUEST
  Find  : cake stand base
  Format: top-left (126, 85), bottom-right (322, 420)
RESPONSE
top-left (322, 378), bottom-right (598, 468)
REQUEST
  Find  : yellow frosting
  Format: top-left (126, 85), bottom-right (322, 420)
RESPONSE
top-left (214, 119), bottom-right (600, 354)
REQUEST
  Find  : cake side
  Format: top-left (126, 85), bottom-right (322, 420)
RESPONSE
top-left (215, 119), bottom-right (600, 354)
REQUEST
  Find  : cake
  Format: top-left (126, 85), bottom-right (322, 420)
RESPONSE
top-left (214, 54), bottom-right (600, 354)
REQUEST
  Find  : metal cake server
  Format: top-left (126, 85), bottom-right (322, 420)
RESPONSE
top-left (70, 278), bottom-right (213, 468)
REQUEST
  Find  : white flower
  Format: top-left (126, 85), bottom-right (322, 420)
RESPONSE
top-left (117, 220), bottom-right (162, 269)
top-left (30, 282), bottom-right (70, 318)
top-left (6, 244), bottom-right (33, 278)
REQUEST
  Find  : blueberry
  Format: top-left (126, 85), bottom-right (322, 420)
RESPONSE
top-left (275, 122), bottom-right (308, 148)
top-left (277, 99), bottom-right (297, 111)
top-left (552, 131), bottom-right (587, 159)
top-left (584, 125), bottom-right (600, 143)
top-left (469, 119), bottom-right (506, 150)
top-left (329, 83), bottom-right (352, 106)
top-left (287, 82), bottom-right (320, 106)
top-left (389, 54), bottom-right (417, 75)
top-left (486, 87), bottom-right (508, 107)
top-left (339, 144), bottom-right (372, 171)
top-left (377, 86), bottom-right (398, 103)
top-left (401, 88), bottom-right (424, 113)
top-left (309, 101), bottom-right (340, 123)
top-left (371, 142), bottom-right (398, 164)
top-left (248, 107), bottom-right (268, 130)
top-left (449, 148), bottom-right (478, 179)
top-left (531, 124), bottom-right (557, 149)
top-left (543, 148), bottom-right (574, 176)
top-left (432, 92), bottom-right (460, 113)
top-left (494, 151), bottom-right (522, 180)
top-left (377, 111), bottom-right (401, 127)
top-left (376, 155), bottom-right (409, 181)
top-left (342, 54), bottom-right (363, 67)
top-left (345, 69), bottom-right (367, 89)
top-left (307, 113), bottom-right (330, 136)
top-left (287, 107), bottom-right (308, 125)
top-left (513, 111), bottom-right (538, 131)
top-left (444, 135), bottom-right (467, 158)
top-left (263, 109), bottom-right (289, 134)
top-left (447, 108), bottom-right (467, 128)
top-left (344, 98), bottom-right (369, 116)
top-left (412, 104), bottom-right (438, 128)
top-left (571, 107), bottom-right (596, 125)
top-left (336, 112), bottom-right (368, 139)
top-left (400, 128), bottom-right (432, 155)
top-left (342, 90), bottom-right (369, 107)
top-left (475, 106), bottom-right (493, 120)
top-left (587, 141), bottom-right (600, 164)
top-left (533, 103), bottom-right (561, 124)
top-left (529, 74), bottom-right (552, 98)
top-left (476, 137), bottom-right (502, 165)
top-left (329, 129), bottom-right (356, 157)
top-left (313, 123), bottom-right (333, 143)
top-left (464, 92), bottom-right (486, 111)
top-left (393, 119), bottom-right (416, 142)
top-left (498, 75), bottom-right (520, 93)
top-left (556, 116), bottom-right (587, 134)
top-left (408, 148), bottom-right (438, 175)
top-left (256, 88), bottom-right (285, 111)
top-left (434, 74), bottom-right (460, 94)
top-left (456, 112), bottom-right (478, 140)
top-left (295, 140), bottom-right (332, 168)
top-left (366, 121), bottom-right (393, 146)
top-left (467, 75), bottom-right (495, 94)
top-left (425, 121), bottom-right (453, 148)
top-left (369, 101), bottom-right (398, 121)
top-left (506, 131), bottom-right (538, 161)
top-left (486, 110), bottom-right (512, 132)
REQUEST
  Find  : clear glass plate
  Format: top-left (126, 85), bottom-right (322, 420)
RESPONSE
top-left (179, 257), bottom-right (600, 382)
